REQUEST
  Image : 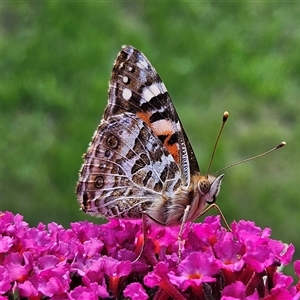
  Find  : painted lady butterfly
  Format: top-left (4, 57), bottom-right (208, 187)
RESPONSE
top-left (76, 45), bottom-right (226, 226)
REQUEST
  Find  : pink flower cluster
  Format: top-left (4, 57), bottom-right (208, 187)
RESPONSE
top-left (0, 211), bottom-right (299, 299)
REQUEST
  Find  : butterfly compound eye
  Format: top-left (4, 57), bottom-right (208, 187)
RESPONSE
top-left (198, 178), bottom-right (211, 194)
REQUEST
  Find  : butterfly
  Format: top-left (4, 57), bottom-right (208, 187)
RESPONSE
top-left (76, 45), bottom-right (225, 226)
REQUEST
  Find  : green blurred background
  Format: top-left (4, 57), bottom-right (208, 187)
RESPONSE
top-left (3, 2), bottom-right (300, 275)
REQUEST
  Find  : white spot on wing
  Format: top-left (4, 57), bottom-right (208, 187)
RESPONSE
top-left (122, 76), bottom-right (129, 83)
top-left (142, 88), bottom-right (154, 102)
top-left (149, 83), bottom-right (160, 96)
top-left (142, 83), bottom-right (163, 102)
top-left (161, 82), bottom-right (167, 93)
top-left (122, 88), bottom-right (132, 100)
top-left (151, 119), bottom-right (174, 134)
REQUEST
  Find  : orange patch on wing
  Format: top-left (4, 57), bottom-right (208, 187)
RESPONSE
top-left (137, 112), bottom-right (180, 163)
top-left (165, 142), bottom-right (179, 163)
top-left (159, 129), bottom-right (180, 163)
top-left (136, 112), bottom-right (152, 126)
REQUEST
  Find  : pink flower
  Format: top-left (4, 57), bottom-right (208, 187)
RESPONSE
top-left (169, 252), bottom-right (220, 291)
top-left (0, 211), bottom-right (299, 299)
top-left (0, 266), bottom-right (11, 294)
top-left (222, 281), bottom-right (259, 300)
top-left (123, 282), bottom-right (148, 300)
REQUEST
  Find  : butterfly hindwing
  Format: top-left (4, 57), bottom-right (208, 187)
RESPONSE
top-left (76, 112), bottom-right (181, 219)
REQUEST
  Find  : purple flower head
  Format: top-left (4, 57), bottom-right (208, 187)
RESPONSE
top-left (0, 211), bottom-right (299, 299)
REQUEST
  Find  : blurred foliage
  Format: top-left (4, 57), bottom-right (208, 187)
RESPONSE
top-left (2, 2), bottom-right (300, 276)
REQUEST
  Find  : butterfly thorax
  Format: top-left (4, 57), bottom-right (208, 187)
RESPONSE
top-left (146, 173), bottom-right (224, 226)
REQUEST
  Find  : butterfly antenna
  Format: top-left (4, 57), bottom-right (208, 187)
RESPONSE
top-left (207, 111), bottom-right (229, 175)
top-left (214, 141), bottom-right (286, 176)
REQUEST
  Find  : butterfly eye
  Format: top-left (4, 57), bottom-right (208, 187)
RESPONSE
top-left (198, 178), bottom-right (211, 195)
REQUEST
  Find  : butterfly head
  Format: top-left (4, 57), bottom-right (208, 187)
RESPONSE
top-left (197, 174), bottom-right (224, 204)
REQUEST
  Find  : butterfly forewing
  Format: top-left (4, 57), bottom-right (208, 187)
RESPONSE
top-left (77, 45), bottom-right (200, 222)
top-left (105, 45), bottom-right (200, 185)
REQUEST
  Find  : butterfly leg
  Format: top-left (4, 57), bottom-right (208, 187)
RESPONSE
top-left (199, 203), bottom-right (232, 232)
top-left (177, 205), bottom-right (191, 262)
top-left (133, 212), bottom-right (148, 263)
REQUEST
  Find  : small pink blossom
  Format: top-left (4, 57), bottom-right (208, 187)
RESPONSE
top-left (123, 282), bottom-right (148, 300)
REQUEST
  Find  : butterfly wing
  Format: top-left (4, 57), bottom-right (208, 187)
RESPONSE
top-left (77, 45), bottom-right (200, 222)
top-left (105, 45), bottom-right (200, 185)
top-left (76, 113), bottom-right (181, 219)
